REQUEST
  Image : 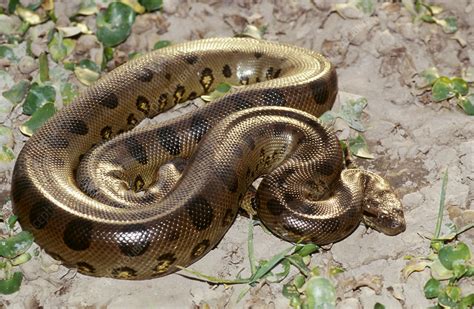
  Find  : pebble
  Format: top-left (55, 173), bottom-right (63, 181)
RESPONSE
top-left (18, 56), bottom-right (38, 74)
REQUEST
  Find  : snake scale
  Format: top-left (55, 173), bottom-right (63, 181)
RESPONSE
top-left (11, 38), bottom-right (406, 280)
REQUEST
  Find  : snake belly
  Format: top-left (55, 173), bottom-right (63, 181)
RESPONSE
top-left (11, 38), bottom-right (403, 280)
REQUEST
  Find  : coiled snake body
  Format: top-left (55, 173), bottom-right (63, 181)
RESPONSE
top-left (11, 38), bottom-right (405, 280)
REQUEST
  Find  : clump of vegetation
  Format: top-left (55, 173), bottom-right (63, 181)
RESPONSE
top-left (179, 219), bottom-right (337, 307)
top-left (403, 0), bottom-right (458, 33)
top-left (403, 170), bottom-right (474, 308)
top-left (0, 215), bottom-right (34, 294)
top-left (416, 67), bottom-right (474, 115)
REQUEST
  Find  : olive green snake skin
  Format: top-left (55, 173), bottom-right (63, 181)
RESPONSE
top-left (11, 38), bottom-right (405, 280)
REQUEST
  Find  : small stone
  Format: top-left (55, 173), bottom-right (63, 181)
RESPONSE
top-left (18, 56), bottom-right (38, 74)
top-left (402, 192), bottom-right (424, 209)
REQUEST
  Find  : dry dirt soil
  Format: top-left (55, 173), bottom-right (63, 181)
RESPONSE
top-left (1, 0), bottom-right (473, 308)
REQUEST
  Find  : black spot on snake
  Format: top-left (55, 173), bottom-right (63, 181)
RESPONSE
top-left (222, 209), bottom-right (235, 227)
top-left (191, 239), bottom-right (210, 259)
top-left (165, 72), bottom-right (171, 80)
top-left (116, 224), bottom-right (152, 257)
top-left (158, 93), bottom-right (168, 110)
top-left (29, 201), bottom-right (53, 229)
top-left (184, 54), bottom-right (199, 65)
top-left (100, 126), bottom-right (113, 140)
top-left (218, 164), bottom-right (239, 193)
top-left (125, 136), bottom-right (148, 165)
top-left (136, 95), bottom-right (150, 115)
top-left (127, 114), bottom-right (138, 126)
top-left (222, 64), bottom-right (232, 78)
top-left (254, 52), bottom-right (263, 59)
top-left (77, 261), bottom-right (96, 274)
top-left (267, 199), bottom-right (284, 216)
top-left (260, 89), bottom-right (287, 106)
top-left (100, 92), bottom-right (119, 109)
top-left (272, 123), bottom-right (287, 136)
top-left (45, 136), bottom-right (69, 149)
top-left (156, 126), bottom-right (181, 156)
top-left (244, 135), bottom-right (256, 150)
top-left (185, 196), bottom-right (214, 231)
top-left (133, 174), bottom-right (145, 192)
top-left (173, 85), bottom-right (186, 103)
top-left (200, 68), bottom-right (214, 92)
top-left (239, 77), bottom-right (249, 85)
top-left (256, 77), bottom-right (261, 83)
top-left (63, 219), bottom-right (93, 251)
top-left (153, 253), bottom-right (177, 274)
top-left (232, 94), bottom-right (253, 111)
top-left (266, 67), bottom-right (274, 80)
top-left (274, 68), bottom-right (282, 78)
top-left (66, 119), bottom-right (89, 135)
top-left (276, 167), bottom-right (295, 187)
top-left (190, 116), bottom-right (211, 143)
top-left (111, 266), bottom-right (137, 279)
top-left (137, 68), bottom-right (154, 82)
top-left (311, 78), bottom-right (330, 105)
top-left (187, 91), bottom-right (198, 100)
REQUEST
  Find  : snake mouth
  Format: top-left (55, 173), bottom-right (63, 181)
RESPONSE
top-left (362, 208), bottom-right (406, 236)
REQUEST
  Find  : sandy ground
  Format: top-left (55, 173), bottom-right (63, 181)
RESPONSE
top-left (1, 0), bottom-right (473, 308)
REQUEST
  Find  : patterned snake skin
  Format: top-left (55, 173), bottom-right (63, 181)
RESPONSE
top-left (11, 38), bottom-right (405, 280)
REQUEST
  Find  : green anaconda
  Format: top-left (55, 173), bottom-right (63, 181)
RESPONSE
top-left (11, 38), bottom-right (406, 280)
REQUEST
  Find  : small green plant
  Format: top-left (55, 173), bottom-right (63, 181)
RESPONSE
top-left (403, 0), bottom-right (458, 33)
top-left (179, 219), bottom-right (337, 306)
top-left (417, 67), bottom-right (474, 115)
top-left (0, 214), bottom-right (34, 295)
top-left (403, 170), bottom-right (474, 308)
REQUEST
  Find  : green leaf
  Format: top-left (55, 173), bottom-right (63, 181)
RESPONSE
top-left (305, 276), bottom-right (336, 309)
top-left (419, 67), bottom-right (440, 87)
top-left (451, 78), bottom-right (469, 96)
top-left (430, 258), bottom-right (454, 280)
top-left (7, 215), bottom-right (18, 230)
top-left (282, 282), bottom-right (300, 299)
top-left (236, 25), bottom-right (265, 40)
top-left (153, 40), bottom-right (171, 50)
top-left (349, 134), bottom-right (374, 159)
top-left (339, 97), bottom-right (368, 131)
top-left (20, 103), bottom-right (56, 136)
top-left (294, 274), bottom-right (305, 289)
top-left (439, 242), bottom-right (471, 270)
top-left (96, 2), bottom-right (136, 47)
top-left (374, 303), bottom-right (385, 309)
top-left (60, 82), bottom-right (77, 105)
top-left (74, 67), bottom-right (100, 86)
top-left (445, 285), bottom-right (461, 302)
top-left (48, 32), bottom-right (76, 63)
top-left (459, 294), bottom-right (474, 308)
top-left (10, 252), bottom-right (32, 266)
top-left (201, 82), bottom-right (233, 102)
top-left (78, 59), bottom-right (100, 72)
top-left (432, 76), bottom-right (455, 102)
top-left (438, 291), bottom-right (458, 308)
top-left (423, 278), bottom-right (441, 299)
top-left (354, 0), bottom-right (375, 15)
top-left (435, 16), bottom-right (457, 34)
top-left (293, 243), bottom-right (318, 257)
top-left (139, 0), bottom-right (163, 12)
top-left (0, 145), bottom-right (15, 163)
top-left (249, 245), bottom-right (293, 283)
top-left (23, 83), bottom-right (56, 115)
top-left (0, 272), bottom-right (23, 295)
top-left (0, 230), bottom-right (34, 259)
top-left (329, 266), bottom-right (345, 276)
top-left (285, 255), bottom-right (310, 276)
top-left (457, 95), bottom-right (474, 115)
top-left (0, 45), bottom-right (16, 61)
top-left (8, 0), bottom-right (20, 14)
top-left (39, 52), bottom-right (49, 82)
top-left (2, 80), bottom-right (30, 105)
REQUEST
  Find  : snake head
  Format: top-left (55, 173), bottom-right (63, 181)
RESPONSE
top-left (360, 172), bottom-right (406, 236)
